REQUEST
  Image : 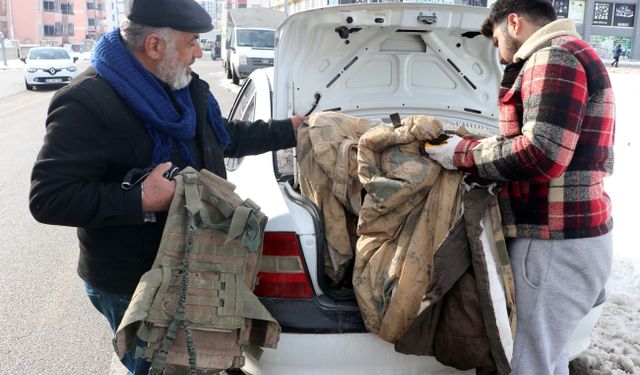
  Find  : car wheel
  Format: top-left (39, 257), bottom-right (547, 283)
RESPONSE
top-left (232, 66), bottom-right (240, 85)
top-left (226, 63), bottom-right (232, 79)
top-left (25, 81), bottom-right (34, 91)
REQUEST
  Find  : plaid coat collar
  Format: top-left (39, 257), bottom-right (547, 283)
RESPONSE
top-left (513, 19), bottom-right (580, 63)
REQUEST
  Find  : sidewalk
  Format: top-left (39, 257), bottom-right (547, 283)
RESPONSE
top-left (602, 58), bottom-right (640, 68)
top-left (0, 59), bottom-right (25, 70)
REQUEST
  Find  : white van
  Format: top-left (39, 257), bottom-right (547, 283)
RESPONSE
top-left (221, 8), bottom-right (286, 85)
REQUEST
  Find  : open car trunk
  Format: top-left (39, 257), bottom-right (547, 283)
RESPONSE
top-left (265, 4), bottom-right (502, 333)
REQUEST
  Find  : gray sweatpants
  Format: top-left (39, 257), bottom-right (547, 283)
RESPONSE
top-left (508, 232), bottom-right (613, 375)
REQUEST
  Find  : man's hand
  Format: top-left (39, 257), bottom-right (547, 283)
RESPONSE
top-left (423, 134), bottom-right (462, 170)
top-left (142, 162), bottom-right (176, 212)
top-left (290, 115), bottom-right (308, 131)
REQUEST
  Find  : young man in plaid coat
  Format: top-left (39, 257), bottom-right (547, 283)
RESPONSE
top-left (425, 0), bottom-right (615, 373)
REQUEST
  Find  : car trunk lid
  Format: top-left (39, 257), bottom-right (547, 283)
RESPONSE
top-left (274, 3), bottom-right (502, 134)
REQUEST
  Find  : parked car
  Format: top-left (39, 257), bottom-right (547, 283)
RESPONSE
top-left (202, 39), bottom-right (213, 52)
top-left (224, 4), bottom-right (607, 374)
top-left (21, 47), bottom-right (79, 91)
top-left (212, 34), bottom-right (222, 61)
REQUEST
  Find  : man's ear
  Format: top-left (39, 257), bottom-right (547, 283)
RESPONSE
top-left (506, 13), bottom-right (521, 35)
top-left (143, 33), bottom-right (165, 61)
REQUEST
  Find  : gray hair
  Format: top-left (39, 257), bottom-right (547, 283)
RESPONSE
top-left (119, 18), bottom-right (178, 51)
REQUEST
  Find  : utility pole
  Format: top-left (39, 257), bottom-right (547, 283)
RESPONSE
top-left (8, 0), bottom-right (15, 39)
top-left (0, 32), bottom-right (7, 66)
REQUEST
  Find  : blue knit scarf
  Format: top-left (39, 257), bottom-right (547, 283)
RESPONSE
top-left (91, 29), bottom-right (230, 166)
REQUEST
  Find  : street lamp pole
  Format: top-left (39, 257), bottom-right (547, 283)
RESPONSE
top-left (0, 32), bottom-right (7, 66)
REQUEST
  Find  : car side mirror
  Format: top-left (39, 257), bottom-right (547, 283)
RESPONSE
top-left (20, 57), bottom-right (26, 63)
top-left (73, 57), bottom-right (79, 63)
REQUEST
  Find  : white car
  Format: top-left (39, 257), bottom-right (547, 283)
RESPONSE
top-left (21, 47), bottom-right (79, 91)
top-left (224, 4), bottom-right (606, 374)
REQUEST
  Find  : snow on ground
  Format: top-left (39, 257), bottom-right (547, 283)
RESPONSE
top-left (570, 66), bottom-right (640, 375)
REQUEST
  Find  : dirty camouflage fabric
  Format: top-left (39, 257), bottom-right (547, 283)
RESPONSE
top-left (297, 112), bottom-right (376, 284)
top-left (353, 115), bottom-right (464, 342)
top-left (114, 168), bottom-right (279, 374)
top-left (395, 186), bottom-right (516, 374)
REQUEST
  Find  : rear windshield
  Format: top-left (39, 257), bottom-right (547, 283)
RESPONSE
top-left (237, 30), bottom-right (275, 48)
top-left (29, 49), bottom-right (71, 60)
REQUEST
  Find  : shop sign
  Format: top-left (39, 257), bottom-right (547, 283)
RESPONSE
top-left (553, 0), bottom-right (570, 18)
top-left (569, 0), bottom-right (585, 23)
top-left (593, 2), bottom-right (613, 25)
top-left (613, 3), bottom-right (635, 27)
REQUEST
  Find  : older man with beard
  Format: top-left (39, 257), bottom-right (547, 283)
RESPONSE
top-left (28, 0), bottom-right (304, 373)
top-left (424, 0), bottom-right (615, 374)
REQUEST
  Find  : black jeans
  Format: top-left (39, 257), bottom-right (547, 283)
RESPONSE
top-left (612, 56), bottom-right (620, 67)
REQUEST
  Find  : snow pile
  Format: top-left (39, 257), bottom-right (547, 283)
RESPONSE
top-left (570, 259), bottom-right (640, 374)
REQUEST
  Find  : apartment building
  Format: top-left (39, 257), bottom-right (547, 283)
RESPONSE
top-left (9, 0), bottom-right (108, 46)
top-left (199, 0), bottom-right (223, 29)
top-left (1, 0), bottom-right (8, 38)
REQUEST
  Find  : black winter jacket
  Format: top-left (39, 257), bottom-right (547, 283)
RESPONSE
top-left (29, 68), bottom-right (296, 294)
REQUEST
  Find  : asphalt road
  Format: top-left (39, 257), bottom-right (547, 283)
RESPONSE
top-left (0, 56), bottom-right (240, 375)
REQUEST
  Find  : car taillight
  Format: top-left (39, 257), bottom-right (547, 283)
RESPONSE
top-left (254, 232), bottom-right (314, 299)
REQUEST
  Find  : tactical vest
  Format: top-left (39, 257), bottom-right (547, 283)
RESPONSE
top-left (114, 167), bottom-right (280, 374)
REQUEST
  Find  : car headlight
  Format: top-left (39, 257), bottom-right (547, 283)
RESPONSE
top-left (239, 54), bottom-right (247, 65)
top-left (26, 67), bottom-right (37, 73)
top-left (67, 66), bottom-right (77, 72)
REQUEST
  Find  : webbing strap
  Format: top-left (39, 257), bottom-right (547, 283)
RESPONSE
top-left (332, 139), bottom-right (361, 214)
top-left (151, 173), bottom-right (199, 375)
top-left (198, 206), bottom-right (263, 252)
top-left (226, 206), bottom-right (251, 245)
top-left (183, 171), bottom-right (202, 224)
top-left (148, 266), bottom-right (172, 320)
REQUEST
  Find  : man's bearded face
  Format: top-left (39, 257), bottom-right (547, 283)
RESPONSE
top-left (157, 42), bottom-right (193, 90)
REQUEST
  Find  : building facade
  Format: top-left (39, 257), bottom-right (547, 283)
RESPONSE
top-left (571, 0), bottom-right (640, 59)
top-left (9, 0), bottom-right (109, 46)
top-left (199, 0), bottom-right (224, 29)
top-left (1, 0), bottom-right (8, 38)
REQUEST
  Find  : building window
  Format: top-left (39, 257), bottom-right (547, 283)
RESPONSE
top-left (67, 23), bottom-right (75, 35)
top-left (43, 1), bottom-right (56, 11)
top-left (55, 22), bottom-right (63, 36)
top-left (61, 3), bottom-right (74, 14)
top-left (88, 18), bottom-right (96, 26)
top-left (87, 2), bottom-right (95, 10)
top-left (44, 24), bottom-right (55, 36)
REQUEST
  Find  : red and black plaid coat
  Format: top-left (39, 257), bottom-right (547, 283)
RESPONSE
top-left (454, 35), bottom-right (615, 239)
